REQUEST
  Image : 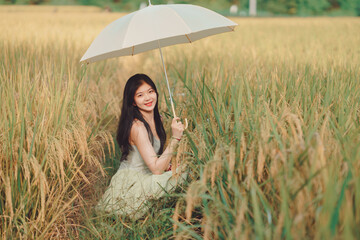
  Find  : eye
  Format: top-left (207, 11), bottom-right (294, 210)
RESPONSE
top-left (137, 94), bottom-right (142, 97)
top-left (149, 89), bottom-right (154, 93)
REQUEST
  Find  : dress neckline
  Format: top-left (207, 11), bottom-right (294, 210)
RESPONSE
top-left (130, 137), bottom-right (160, 147)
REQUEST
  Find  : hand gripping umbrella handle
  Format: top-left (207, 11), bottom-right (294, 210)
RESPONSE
top-left (170, 100), bottom-right (188, 129)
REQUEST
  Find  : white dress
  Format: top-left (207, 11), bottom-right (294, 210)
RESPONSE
top-left (97, 138), bottom-right (186, 219)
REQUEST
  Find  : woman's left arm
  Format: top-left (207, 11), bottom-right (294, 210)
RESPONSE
top-left (131, 120), bottom-right (183, 174)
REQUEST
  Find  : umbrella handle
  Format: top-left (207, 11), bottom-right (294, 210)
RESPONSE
top-left (170, 99), bottom-right (176, 118)
top-left (170, 100), bottom-right (188, 130)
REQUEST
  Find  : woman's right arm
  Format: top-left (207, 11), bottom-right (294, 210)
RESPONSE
top-left (131, 117), bottom-right (184, 175)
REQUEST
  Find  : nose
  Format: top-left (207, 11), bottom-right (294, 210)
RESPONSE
top-left (144, 92), bottom-right (151, 100)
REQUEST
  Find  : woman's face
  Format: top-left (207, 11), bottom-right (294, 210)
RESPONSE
top-left (133, 82), bottom-right (157, 113)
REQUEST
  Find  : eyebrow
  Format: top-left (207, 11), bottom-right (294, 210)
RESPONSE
top-left (135, 87), bottom-right (153, 95)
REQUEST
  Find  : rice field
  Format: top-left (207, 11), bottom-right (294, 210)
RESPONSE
top-left (1, 5), bottom-right (360, 239)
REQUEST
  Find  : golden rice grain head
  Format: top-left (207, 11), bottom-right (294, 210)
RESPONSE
top-left (227, 145), bottom-right (235, 184)
top-left (185, 181), bottom-right (206, 222)
top-left (240, 134), bottom-right (246, 162)
top-left (209, 147), bottom-right (225, 188)
top-left (210, 160), bottom-right (222, 189)
top-left (22, 149), bottom-right (32, 193)
top-left (244, 149), bottom-right (254, 189)
top-left (257, 144), bottom-right (266, 182)
top-left (55, 139), bottom-right (66, 187)
top-left (308, 133), bottom-right (327, 185)
top-left (288, 111), bottom-right (305, 149)
top-left (315, 132), bottom-right (328, 182)
top-left (0, 150), bottom-right (3, 174)
top-left (285, 113), bottom-right (299, 146)
top-left (291, 113), bottom-right (304, 146)
top-left (5, 175), bottom-right (14, 219)
top-left (29, 156), bottom-right (49, 222)
top-left (87, 155), bottom-right (105, 176)
top-left (274, 212), bottom-right (285, 240)
top-left (106, 131), bottom-right (115, 156)
top-left (173, 139), bottom-right (186, 176)
top-left (14, 159), bottom-right (18, 183)
top-left (26, 125), bottom-right (34, 154)
top-left (234, 197), bottom-right (248, 239)
top-left (46, 141), bottom-right (60, 179)
top-left (174, 231), bottom-right (193, 240)
top-left (270, 149), bottom-right (280, 177)
top-left (173, 201), bottom-right (181, 235)
top-left (62, 129), bottom-right (75, 164)
top-left (72, 126), bottom-right (87, 160)
top-left (202, 215), bottom-right (213, 240)
top-left (39, 169), bottom-right (47, 222)
top-left (202, 163), bottom-right (209, 186)
top-left (260, 121), bottom-right (271, 155)
top-left (294, 191), bottom-right (306, 226)
top-left (88, 136), bottom-right (105, 159)
top-left (77, 166), bottom-right (91, 185)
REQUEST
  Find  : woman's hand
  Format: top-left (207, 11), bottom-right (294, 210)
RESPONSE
top-left (171, 117), bottom-right (184, 139)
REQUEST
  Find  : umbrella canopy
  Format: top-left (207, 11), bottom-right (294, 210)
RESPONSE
top-left (80, 2), bottom-right (237, 120)
top-left (80, 3), bottom-right (237, 63)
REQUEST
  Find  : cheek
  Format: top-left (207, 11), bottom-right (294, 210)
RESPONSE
top-left (133, 97), bottom-right (140, 106)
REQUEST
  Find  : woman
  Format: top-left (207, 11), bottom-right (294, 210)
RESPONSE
top-left (97, 73), bottom-right (186, 219)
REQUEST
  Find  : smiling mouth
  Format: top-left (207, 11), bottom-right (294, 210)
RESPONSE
top-left (145, 102), bottom-right (153, 107)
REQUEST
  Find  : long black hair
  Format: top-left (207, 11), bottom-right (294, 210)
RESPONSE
top-left (116, 74), bottom-right (166, 161)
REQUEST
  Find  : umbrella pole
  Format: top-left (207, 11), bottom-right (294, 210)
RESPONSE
top-left (158, 43), bottom-right (177, 118)
top-left (158, 41), bottom-right (188, 129)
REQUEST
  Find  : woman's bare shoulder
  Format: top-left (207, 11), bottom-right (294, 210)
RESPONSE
top-left (130, 120), bottom-right (147, 141)
top-left (132, 119), bottom-right (145, 128)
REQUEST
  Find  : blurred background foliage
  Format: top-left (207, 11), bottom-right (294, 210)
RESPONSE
top-left (1, 0), bottom-right (359, 16)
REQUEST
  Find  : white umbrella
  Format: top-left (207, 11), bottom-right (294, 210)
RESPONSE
top-left (80, 0), bottom-right (237, 118)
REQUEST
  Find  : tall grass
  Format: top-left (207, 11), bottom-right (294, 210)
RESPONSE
top-left (1, 6), bottom-right (359, 239)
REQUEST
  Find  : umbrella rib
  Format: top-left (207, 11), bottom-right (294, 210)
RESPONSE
top-left (122, 9), bottom-right (144, 49)
top-left (165, 6), bottom-right (192, 33)
top-left (185, 34), bottom-right (192, 43)
top-left (227, 26), bottom-right (235, 31)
